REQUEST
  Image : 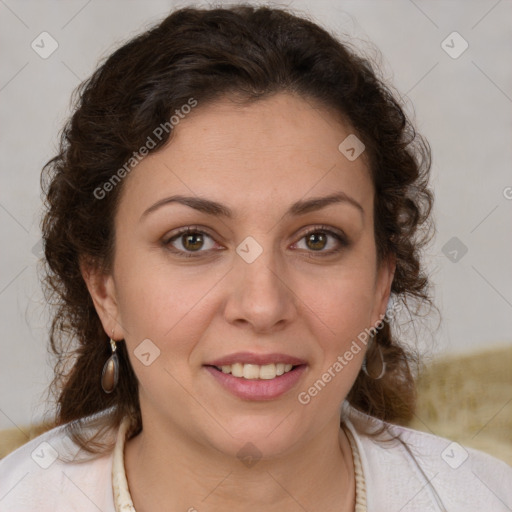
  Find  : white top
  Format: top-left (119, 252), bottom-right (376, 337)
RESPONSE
top-left (1, 403), bottom-right (511, 511)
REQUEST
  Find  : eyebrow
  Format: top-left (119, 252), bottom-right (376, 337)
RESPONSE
top-left (140, 192), bottom-right (364, 221)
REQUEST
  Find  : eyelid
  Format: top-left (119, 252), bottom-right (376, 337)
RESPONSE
top-left (164, 224), bottom-right (213, 240)
top-left (297, 224), bottom-right (347, 242)
top-left (163, 225), bottom-right (219, 251)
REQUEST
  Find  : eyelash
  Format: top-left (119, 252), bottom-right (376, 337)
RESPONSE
top-left (163, 225), bottom-right (349, 259)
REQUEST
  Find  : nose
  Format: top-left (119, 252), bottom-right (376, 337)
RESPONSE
top-left (223, 245), bottom-right (297, 334)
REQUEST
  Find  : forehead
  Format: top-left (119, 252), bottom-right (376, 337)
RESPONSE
top-left (118, 92), bottom-right (373, 221)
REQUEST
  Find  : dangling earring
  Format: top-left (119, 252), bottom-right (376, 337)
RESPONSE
top-left (101, 333), bottom-right (119, 394)
top-left (362, 335), bottom-right (386, 380)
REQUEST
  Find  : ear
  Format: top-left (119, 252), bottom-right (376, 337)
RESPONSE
top-left (370, 252), bottom-right (396, 326)
top-left (79, 257), bottom-right (125, 341)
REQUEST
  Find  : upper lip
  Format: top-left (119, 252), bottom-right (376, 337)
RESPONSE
top-left (206, 352), bottom-right (307, 367)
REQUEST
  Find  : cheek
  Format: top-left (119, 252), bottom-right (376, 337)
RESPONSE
top-left (297, 275), bottom-right (375, 409)
top-left (308, 277), bottom-right (375, 372)
top-left (113, 249), bottom-right (224, 351)
top-left (297, 251), bottom-right (378, 405)
top-left (305, 255), bottom-right (378, 344)
top-left (113, 255), bottom-right (223, 400)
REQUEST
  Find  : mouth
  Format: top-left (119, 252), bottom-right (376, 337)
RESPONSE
top-left (203, 352), bottom-right (307, 401)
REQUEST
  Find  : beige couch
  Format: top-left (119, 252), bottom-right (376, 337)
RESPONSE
top-left (407, 344), bottom-right (512, 466)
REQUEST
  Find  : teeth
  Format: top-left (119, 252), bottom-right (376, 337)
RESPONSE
top-left (259, 364), bottom-right (277, 380)
top-left (216, 362), bottom-right (296, 380)
top-left (231, 363), bottom-right (244, 378)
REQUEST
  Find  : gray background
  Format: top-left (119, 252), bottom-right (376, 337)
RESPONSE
top-left (1, 0), bottom-right (511, 428)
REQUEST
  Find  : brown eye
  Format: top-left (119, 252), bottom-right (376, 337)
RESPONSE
top-left (182, 233), bottom-right (204, 251)
top-left (293, 226), bottom-right (349, 256)
top-left (306, 232), bottom-right (328, 251)
top-left (164, 227), bottom-right (218, 257)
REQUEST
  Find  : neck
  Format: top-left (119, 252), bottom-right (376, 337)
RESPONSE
top-left (124, 414), bottom-right (356, 512)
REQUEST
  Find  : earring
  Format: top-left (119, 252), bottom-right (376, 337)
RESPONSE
top-left (361, 336), bottom-right (386, 380)
top-left (101, 335), bottom-right (119, 394)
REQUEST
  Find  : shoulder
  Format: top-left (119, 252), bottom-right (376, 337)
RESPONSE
top-left (343, 404), bottom-right (512, 512)
top-left (0, 414), bottom-right (117, 512)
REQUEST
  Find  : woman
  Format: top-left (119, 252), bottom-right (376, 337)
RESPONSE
top-left (0, 4), bottom-right (510, 511)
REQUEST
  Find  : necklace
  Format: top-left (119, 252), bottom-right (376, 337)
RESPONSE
top-left (113, 417), bottom-right (367, 511)
top-left (342, 423), bottom-right (368, 511)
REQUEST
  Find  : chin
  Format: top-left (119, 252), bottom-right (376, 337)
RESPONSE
top-left (196, 411), bottom-right (314, 462)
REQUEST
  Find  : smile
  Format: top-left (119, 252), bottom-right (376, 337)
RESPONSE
top-left (214, 362), bottom-right (295, 380)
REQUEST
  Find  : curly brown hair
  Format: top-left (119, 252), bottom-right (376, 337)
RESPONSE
top-left (40, 4), bottom-right (434, 455)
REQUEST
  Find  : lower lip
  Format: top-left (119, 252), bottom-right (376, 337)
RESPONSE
top-left (204, 365), bottom-right (307, 401)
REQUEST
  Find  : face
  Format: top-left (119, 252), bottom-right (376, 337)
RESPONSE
top-left (85, 92), bottom-right (394, 459)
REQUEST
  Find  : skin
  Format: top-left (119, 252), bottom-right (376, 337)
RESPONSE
top-left (82, 92), bottom-right (395, 511)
